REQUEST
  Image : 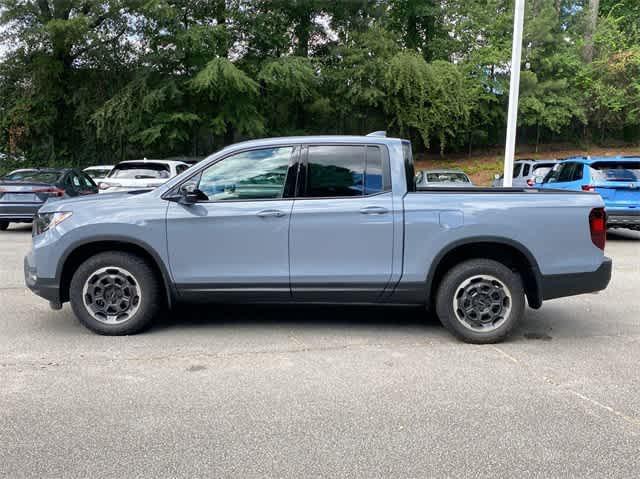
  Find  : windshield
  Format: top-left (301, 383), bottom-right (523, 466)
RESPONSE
top-left (2, 171), bottom-right (61, 183)
top-left (531, 164), bottom-right (554, 178)
top-left (426, 172), bottom-right (470, 183)
top-left (108, 163), bottom-right (170, 179)
top-left (85, 169), bottom-right (112, 179)
top-left (590, 161), bottom-right (640, 182)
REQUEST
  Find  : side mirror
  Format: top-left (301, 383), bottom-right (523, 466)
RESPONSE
top-left (534, 176), bottom-right (544, 185)
top-left (178, 182), bottom-right (205, 205)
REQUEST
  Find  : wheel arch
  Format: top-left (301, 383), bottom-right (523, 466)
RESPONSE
top-left (57, 237), bottom-right (175, 307)
top-left (426, 237), bottom-right (543, 310)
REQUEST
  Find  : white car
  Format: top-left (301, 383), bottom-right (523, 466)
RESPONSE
top-left (99, 159), bottom-right (190, 193)
top-left (83, 165), bottom-right (114, 181)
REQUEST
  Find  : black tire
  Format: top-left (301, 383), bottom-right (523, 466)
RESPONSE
top-left (69, 251), bottom-right (162, 335)
top-left (0, 221), bottom-right (9, 231)
top-left (435, 259), bottom-right (525, 344)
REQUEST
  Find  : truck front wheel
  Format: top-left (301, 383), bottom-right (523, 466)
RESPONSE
top-left (435, 259), bottom-right (525, 344)
top-left (69, 251), bottom-right (161, 335)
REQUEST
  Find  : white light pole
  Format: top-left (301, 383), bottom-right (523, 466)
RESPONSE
top-left (503, 0), bottom-right (526, 187)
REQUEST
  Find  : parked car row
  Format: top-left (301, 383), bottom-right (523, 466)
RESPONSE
top-left (417, 156), bottom-right (639, 231)
top-left (2, 154), bottom-right (638, 232)
top-left (0, 168), bottom-right (98, 231)
top-left (0, 158), bottom-right (193, 230)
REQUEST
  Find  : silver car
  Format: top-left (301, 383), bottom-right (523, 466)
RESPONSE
top-left (493, 159), bottom-right (558, 187)
top-left (416, 169), bottom-right (474, 187)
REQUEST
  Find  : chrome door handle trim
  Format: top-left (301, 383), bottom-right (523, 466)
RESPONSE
top-left (360, 206), bottom-right (389, 215)
top-left (257, 209), bottom-right (286, 218)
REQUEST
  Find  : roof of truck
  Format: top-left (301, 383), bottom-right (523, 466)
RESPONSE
top-left (222, 135), bottom-right (403, 150)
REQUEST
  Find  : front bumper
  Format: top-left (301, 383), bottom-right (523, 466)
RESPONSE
top-left (24, 252), bottom-right (61, 304)
top-left (540, 257), bottom-right (612, 301)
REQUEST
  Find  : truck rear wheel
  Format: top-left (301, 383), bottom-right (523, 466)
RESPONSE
top-left (435, 259), bottom-right (525, 344)
top-left (69, 251), bottom-right (161, 335)
top-left (0, 221), bottom-right (8, 231)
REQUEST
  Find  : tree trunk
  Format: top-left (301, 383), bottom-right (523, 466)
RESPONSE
top-left (583, 0), bottom-right (600, 62)
top-left (294, 10), bottom-right (312, 57)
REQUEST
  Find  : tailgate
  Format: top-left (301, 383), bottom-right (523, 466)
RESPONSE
top-left (593, 181), bottom-right (640, 207)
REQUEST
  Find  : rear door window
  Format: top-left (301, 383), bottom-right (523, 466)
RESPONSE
top-left (512, 163), bottom-right (522, 178)
top-left (572, 163), bottom-right (584, 181)
top-left (557, 163), bottom-right (577, 182)
top-left (305, 145), bottom-right (365, 197)
top-left (365, 146), bottom-right (388, 195)
top-left (522, 164), bottom-right (531, 177)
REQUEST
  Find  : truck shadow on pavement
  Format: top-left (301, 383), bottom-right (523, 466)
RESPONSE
top-left (154, 303), bottom-right (439, 333)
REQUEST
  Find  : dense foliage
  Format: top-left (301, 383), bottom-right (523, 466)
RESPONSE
top-left (0, 0), bottom-right (639, 167)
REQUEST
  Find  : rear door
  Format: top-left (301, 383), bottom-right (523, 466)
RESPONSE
top-left (513, 162), bottom-right (530, 187)
top-left (289, 144), bottom-right (394, 301)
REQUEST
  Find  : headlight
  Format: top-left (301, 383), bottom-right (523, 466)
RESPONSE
top-left (32, 212), bottom-right (73, 236)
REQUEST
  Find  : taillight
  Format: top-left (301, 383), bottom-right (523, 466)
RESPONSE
top-left (526, 178), bottom-right (534, 187)
top-left (582, 185), bottom-right (595, 192)
top-left (33, 187), bottom-right (65, 198)
top-left (589, 208), bottom-right (606, 250)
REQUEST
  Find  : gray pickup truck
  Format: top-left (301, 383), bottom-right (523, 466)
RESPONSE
top-left (25, 135), bottom-right (612, 343)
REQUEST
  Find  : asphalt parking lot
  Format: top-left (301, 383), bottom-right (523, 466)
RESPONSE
top-left (1, 224), bottom-right (639, 478)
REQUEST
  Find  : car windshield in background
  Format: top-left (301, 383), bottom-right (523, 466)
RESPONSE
top-left (590, 162), bottom-right (640, 182)
top-left (427, 172), bottom-right (469, 183)
top-left (85, 169), bottom-right (111, 179)
top-left (531, 164), bottom-right (555, 178)
top-left (3, 171), bottom-right (61, 183)
top-left (108, 163), bottom-right (170, 179)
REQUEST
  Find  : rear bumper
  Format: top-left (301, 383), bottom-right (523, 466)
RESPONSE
top-left (0, 203), bottom-right (41, 222)
top-left (24, 253), bottom-right (61, 304)
top-left (606, 210), bottom-right (640, 229)
top-left (540, 257), bottom-right (612, 301)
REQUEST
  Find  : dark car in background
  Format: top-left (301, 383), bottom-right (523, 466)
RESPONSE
top-left (0, 168), bottom-right (97, 231)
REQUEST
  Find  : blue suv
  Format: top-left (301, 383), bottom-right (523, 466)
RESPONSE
top-left (539, 156), bottom-right (640, 230)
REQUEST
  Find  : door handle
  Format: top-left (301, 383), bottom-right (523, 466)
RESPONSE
top-left (257, 209), bottom-right (286, 218)
top-left (360, 206), bottom-right (389, 215)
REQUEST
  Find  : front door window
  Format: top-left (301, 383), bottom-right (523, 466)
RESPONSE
top-left (197, 147), bottom-right (294, 201)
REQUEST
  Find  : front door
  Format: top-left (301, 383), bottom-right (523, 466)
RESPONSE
top-left (289, 144), bottom-right (394, 302)
top-left (166, 146), bottom-right (298, 301)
